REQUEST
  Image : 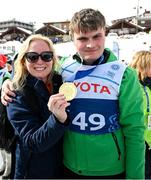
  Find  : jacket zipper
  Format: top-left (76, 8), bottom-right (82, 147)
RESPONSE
top-left (111, 132), bottom-right (121, 160)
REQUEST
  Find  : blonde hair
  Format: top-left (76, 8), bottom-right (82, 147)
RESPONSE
top-left (13, 34), bottom-right (59, 90)
top-left (129, 50), bottom-right (151, 81)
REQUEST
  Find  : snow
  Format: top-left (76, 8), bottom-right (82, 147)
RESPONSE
top-left (54, 34), bottom-right (151, 64)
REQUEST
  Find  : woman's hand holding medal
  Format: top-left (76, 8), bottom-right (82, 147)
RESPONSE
top-left (47, 93), bottom-right (70, 123)
top-left (47, 82), bottom-right (77, 123)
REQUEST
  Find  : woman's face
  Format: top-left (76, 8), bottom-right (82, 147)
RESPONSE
top-left (144, 65), bottom-right (151, 77)
top-left (146, 68), bottom-right (151, 77)
top-left (25, 39), bottom-right (53, 83)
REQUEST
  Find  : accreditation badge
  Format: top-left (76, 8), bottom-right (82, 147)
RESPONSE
top-left (147, 115), bottom-right (151, 129)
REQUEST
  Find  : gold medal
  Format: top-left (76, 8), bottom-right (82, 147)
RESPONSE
top-left (59, 82), bottom-right (77, 101)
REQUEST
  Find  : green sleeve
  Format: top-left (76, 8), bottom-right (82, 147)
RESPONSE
top-left (59, 56), bottom-right (69, 65)
top-left (119, 67), bottom-right (145, 179)
top-left (0, 71), bottom-right (11, 89)
top-left (54, 56), bottom-right (69, 73)
top-left (3, 71), bottom-right (11, 81)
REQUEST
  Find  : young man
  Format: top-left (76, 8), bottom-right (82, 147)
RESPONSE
top-left (1, 8), bottom-right (145, 179)
top-left (59, 8), bottom-right (145, 179)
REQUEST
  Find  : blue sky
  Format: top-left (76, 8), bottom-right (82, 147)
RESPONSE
top-left (0, 0), bottom-right (151, 25)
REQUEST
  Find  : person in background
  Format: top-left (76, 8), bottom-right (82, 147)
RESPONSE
top-left (3, 34), bottom-right (70, 179)
top-left (1, 9), bottom-right (145, 179)
top-left (0, 54), bottom-right (10, 85)
top-left (6, 60), bottom-right (13, 73)
top-left (129, 50), bottom-right (151, 179)
top-left (0, 54), bottom-right (11, 179)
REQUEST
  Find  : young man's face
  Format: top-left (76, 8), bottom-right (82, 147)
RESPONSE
top-left (73, 27), bottom-right (106, 65)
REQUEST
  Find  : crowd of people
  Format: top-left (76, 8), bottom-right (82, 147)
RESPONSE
top-left (0, 8), bottom-right (150, 179)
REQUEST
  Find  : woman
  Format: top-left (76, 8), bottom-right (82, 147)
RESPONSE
top-left (6, 34), bottom-right (70, 179)
top-left (129, 50), bottom-right (151, 179)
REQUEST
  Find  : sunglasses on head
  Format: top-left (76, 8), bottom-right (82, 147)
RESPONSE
top-left (25, 51), bottom-right (53, 63)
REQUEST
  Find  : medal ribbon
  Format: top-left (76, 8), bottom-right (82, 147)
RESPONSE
top-left (144, 86), bottom-right (150, 113)
top-left (67, 55), bottom-right (104, 82)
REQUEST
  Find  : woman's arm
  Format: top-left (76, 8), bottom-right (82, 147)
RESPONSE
top-left (6, 92), bottom-right (69, 153)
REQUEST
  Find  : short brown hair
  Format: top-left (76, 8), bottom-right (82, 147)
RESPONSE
top-left (69, 8), bottom-right (106, 35)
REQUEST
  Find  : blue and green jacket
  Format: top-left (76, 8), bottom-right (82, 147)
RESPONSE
top-left (59, 48), bottom-right (145, 179)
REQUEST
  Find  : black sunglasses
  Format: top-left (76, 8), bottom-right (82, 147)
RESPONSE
top-left (25, 51), bottom-right (53, 63)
